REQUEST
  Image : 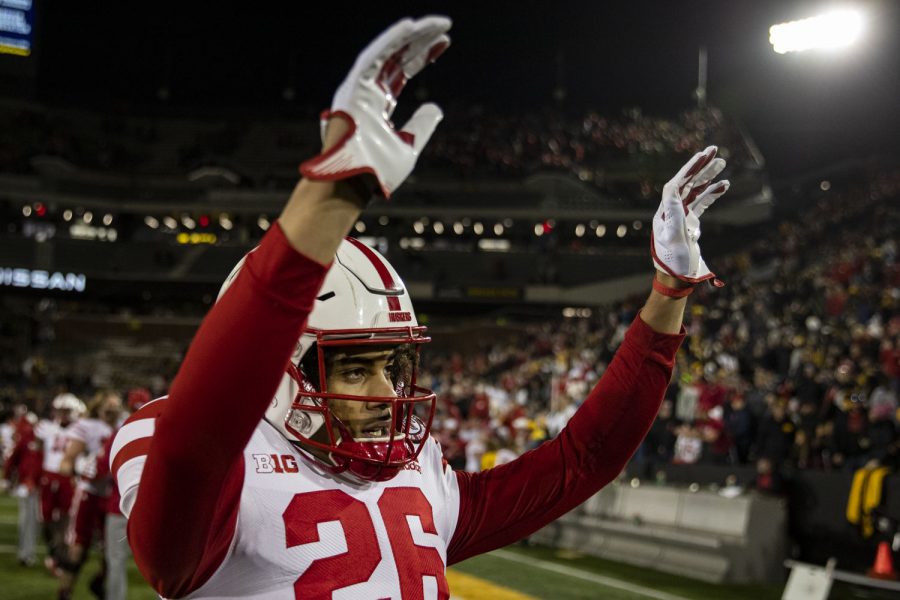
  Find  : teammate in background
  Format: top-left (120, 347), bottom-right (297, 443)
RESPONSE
top-left (111, 17), bottom-right (729, 598)
top-left (98, 387), bottom-right (149, 600)
top-left (0, 406), bottom-right (15, 464)
top-left (3, 408), bottom-right (42, 567)
top-left (58, 390), bottom-right (123, 600)
top-left (34, 392), bottom-right (85, 574)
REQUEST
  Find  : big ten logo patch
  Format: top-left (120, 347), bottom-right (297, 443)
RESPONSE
top-left (253, 454), bottom-right (300, 474)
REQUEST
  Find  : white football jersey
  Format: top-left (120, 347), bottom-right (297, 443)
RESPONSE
top-left (113, 408), bottom-right (462, 599)
top-left (34, 419), bottom-right (71, 474)
top-left (68, 417), bottom-right (113, 494)
top-left (0, 422), bottom-right (14, 460)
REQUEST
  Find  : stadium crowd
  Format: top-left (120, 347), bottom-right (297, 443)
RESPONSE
top-left (0, 102), bottom-right (757, 191)
top-left (419, 171), bottom-right (900, 483)
top-left (424, 105), bottom-right (757, 183)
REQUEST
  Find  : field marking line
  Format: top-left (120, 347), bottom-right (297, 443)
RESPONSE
top-left (446, 568), bottom-right (537, 600)
top-left (490, 549), bottom-right (694, 600)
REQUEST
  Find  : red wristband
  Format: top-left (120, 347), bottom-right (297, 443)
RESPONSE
top-left (653, 276), bottom-right (694, 298)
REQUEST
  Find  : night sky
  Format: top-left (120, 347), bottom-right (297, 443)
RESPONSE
top-left (31, 0), bottom-right (900, 178)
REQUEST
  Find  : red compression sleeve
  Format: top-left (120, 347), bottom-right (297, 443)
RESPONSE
top-left (447, 314), bottom-right (684, 564)
top-left (127, 223), bottom-right (328, 598)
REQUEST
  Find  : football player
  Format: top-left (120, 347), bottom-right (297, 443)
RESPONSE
top-left (100, 387), bottom-right (150, 600)
top-left (58, 390), bottom-right (122, 600)
top-left (111, 16), bottom-right (729, 599)
top-left (3, 408), bottom-right (42, 567)
top-left (34, 393), bottom-right (84, 574)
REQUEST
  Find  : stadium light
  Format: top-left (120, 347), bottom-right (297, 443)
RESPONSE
top-left (769, 10), bottom-right (864, 54)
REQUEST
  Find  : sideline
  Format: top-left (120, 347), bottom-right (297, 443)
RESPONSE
top-left (446, 568), bottom-right (537, 600)
top-left (490, 549), bottom-right (694, 600)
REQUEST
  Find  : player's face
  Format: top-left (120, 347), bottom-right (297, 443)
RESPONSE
top-left (57, 409), bottom-right (74, 426)
top-left (99, 394), bottom-right (123, 426)
top-left (325, 348), bottom-right (400, 440)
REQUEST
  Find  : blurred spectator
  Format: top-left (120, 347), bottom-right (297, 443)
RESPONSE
top-left (643, 400), bottom-right (678, 463)
top-left (756, 401), bottom-right (795, 465)
top-left (724, 393), bottom-right (754, 464)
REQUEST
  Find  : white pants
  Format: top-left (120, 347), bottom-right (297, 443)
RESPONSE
top-left (104, 513), bottom-right (131, 600)
top-left (16, 487), bottom-right (39, 563)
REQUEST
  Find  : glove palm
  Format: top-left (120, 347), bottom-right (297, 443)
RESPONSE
top-left (651, 145), bottom-right (730, 286)
top-left (300, 17), bottom-right (451, 198)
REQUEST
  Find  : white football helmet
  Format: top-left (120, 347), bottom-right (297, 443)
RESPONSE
top-left (218, 236), bottom-right (436, 481)
top-left (52, 393), bottom-right (86, 420)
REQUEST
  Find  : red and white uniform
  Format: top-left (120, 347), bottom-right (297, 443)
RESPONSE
top-left (67, 417), bottom-right (113, 547)
top-left (34, 419), bottom-right (75, 522)
top-left (0, 421), bottom-right (14, 461)
top-left (95, 434), bottom-right (121, 516)
top-left (4, 421), bottom-right (42, 491)
top-left (35, 419), bottom-right (71, 474)
top-left (116, 404), bottom-right (458, 599)
top-left (68, 418), bottom-right (113, 495)
top-left (112, 224), bottom-right (684, 599)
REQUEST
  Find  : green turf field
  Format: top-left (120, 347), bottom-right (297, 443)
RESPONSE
top-left (0, 493), bottom-right (889, 599)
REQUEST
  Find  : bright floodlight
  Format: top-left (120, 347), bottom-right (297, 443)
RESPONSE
top-left (769, 10), bottom-right (864, 54)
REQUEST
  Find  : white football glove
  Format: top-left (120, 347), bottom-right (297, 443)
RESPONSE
top-left (651, 145), bottom-right (730, 286)
top-left (300, 16), bottom-right (451, 198)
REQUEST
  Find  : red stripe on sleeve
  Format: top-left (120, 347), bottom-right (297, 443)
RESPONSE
top-left (111, 438), bottom-right (152, 480)
top-left (123, 398), bottom-right (167, 425)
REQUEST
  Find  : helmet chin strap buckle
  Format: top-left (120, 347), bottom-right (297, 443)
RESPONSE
top-left (287, 410), bottom-right (315, 437)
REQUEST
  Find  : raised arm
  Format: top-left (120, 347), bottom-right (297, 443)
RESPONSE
top-left (119, 17), bottom-right (451, 598)
top-left (448, 147), bottom-right (730, 563)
